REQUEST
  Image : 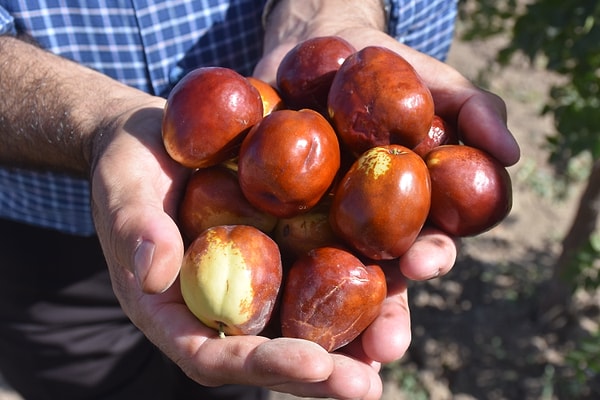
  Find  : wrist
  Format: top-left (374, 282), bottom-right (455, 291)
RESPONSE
top-left (87, 95), bottom-right (166, 179)
top-left (262, 0), bottom-right (388, 53)
top-left (263, 0), bottom-right (390, 30)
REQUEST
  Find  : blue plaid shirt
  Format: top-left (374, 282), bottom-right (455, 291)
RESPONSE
top-left (0, 0), bottom-right (457, 236)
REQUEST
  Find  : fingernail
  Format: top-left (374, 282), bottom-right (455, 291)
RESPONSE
top-left (134, 239), bottom-right (155, 288)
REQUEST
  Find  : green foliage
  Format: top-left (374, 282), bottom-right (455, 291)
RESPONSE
top-left (499, 1), bottom-right (600, 182)
top-left (458, 0), bottom-right (517, 40)
top-left (459, 6), bottom-right (600, 397)
top-left (459, 0), bottom-right (600, 175)
top-left (564, 329), bottom-right (600, 397)
top-left (562, 233), bottom-right (600, 291)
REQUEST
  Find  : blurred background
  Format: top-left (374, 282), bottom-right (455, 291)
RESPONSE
top-left (2, 1), bottom-right (599, 399)
top-left (381, 0), bottom-right (600, 398)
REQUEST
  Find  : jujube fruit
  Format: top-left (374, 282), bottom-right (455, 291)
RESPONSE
top-left (237, 109), bottom-right (341, 218)
top-left (273, 196), bottom-right (341, 260)
top-left (276, 36), bottom-right (356, 115)
top-left (247, 76), bottom-right (285, 116)
top-left (425, 144), bottom-right (512, 236)
top-left (328, 46), bottom-right (434, 156)
top-left (412, 115), bottom-right (459, 158)
top-left (330, 144), bottom-right (431, 260)
top-left (280, 246), bottom-right (387, 352)
top-left (162, 67), bottom-right (263, 168)
top-left (177, 165), bottom-right (277, 241)
top-left (180, 225), bottom-right (282, 337)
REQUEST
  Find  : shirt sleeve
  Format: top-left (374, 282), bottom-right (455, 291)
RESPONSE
top-left (387, 0), bottom-right (457, 61)
top-left (0, 6), bottom-right (16, 35)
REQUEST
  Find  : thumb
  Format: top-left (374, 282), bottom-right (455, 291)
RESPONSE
top-left (92, 164), bottom-right (186, 294)
top-left (130, 206), bottom-right (185, 293)
top-left (90, 104), bottom-right (187, 294)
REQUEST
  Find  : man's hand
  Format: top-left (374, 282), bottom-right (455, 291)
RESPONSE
top-left (1, 7), bottom-right (470, 398)
top-left (86, 83), bottom-right (457, 400)
top-left (254, 1), bottom-right (520, 167)
top-left (89, 1), bottom-right (517, 399)
top-left (88, 100), bottom-right (393, 399)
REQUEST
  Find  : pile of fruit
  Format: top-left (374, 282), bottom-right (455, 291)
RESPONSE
top-left (161, 36), bottom-right (512, 351)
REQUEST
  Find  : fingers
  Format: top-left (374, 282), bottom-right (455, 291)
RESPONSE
top-left (455, 88), bottom-right (521, 166)
top-left (346, 228), bottom-right (455, 364)
top-left (267, 352), bottom-right (383, 400)
top-left (398, 226), bottom-right (458, 281)
top-left (192, 337), bottom-right (335, 388)
top-left (170, 315), bottom-right (382, 399)
top-left (125, 206), bottom-right (185, 293)
top-left (358, 264), bottom-right (411, 364)
top-left (94, 170), bottom-right (184, 294)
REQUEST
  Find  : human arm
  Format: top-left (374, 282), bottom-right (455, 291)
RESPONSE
top-left (0, 0), bottom-right (515, 398)
top-left (0, 35), bottom-right (163, 174)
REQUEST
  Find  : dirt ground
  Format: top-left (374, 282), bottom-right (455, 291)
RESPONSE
top-left (2, 23), bottom-right (598, 400)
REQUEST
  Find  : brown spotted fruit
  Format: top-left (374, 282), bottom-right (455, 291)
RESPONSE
top-left (330, 144), bottom-right (431, 260)
top-left (180, 225), bottom-right (282, 337)
top-left (280, 246), bottom-right (387, 352)
top-left (425, 144), bottom-right (512, 237)
top-left (237, 109), bottom-right (341, 218)
top-left (276, 35), bottom-right (356, 115)
top-left (328, 46), bottom-right (434, 157)
top-left (162, 67), bottom-right (263, 168)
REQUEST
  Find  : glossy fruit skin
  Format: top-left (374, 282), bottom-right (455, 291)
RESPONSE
top-left (246, 76), bottom-right (285, 116)
top-left (162, 67), bottom-right (263, 168)
top-left (280, 246), bottom-right (387, 352)
top-left (328, 46), bottom-right (434, 157)
top-left (177, 165), bottom-right (277, 241)
top-left (273, 196), bottom-right (341, 260)
top-left (238, 109), bottom-right (341, 218)
top-left (180, 225), bottom-right (282, 336)
top-left (425, 144), bottom-right (513, 237)
top-left (412, 115), bottom-right (459, 158)
top-left (276, 36), bottom-right (356, 115)
top-left (330, 145), bottom-right (431, 260)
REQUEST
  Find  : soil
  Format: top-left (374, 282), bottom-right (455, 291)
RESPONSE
top-left (2, 23), bottom-right (598, 400)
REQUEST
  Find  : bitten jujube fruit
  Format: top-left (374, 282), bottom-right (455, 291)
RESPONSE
top-left (276, 36), bottom-right (356, 115)
top-left (280, 246), bottom-right (387, 352)
top-left (180, 225), bottom-right (282, 337)
top-left (328, 46), bottom-right (434, 156)
top-left (425, 144), bottom-right (513, 237)
top-left (237, 109), bottom-right (341, 218)
top-left (162, 67), bottom-right (263, 168)
top-left (330, 144), bottom-right (431, 260)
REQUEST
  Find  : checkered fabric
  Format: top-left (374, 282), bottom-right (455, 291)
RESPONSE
top-left (0, 0), bottom-right (457, 236)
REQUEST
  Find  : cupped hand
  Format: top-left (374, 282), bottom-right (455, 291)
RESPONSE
top-left (254, 27), bottom-right (521, 167)
top-left (253, 22), bottom-right (520, 383)
top-left (87, 96), bottom-right (411, 399)
top-left (87, 25), bottom-right (499, 399)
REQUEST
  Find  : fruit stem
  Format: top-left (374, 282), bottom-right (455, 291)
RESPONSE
top-left (218, 322), bottom-right (226, 339)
